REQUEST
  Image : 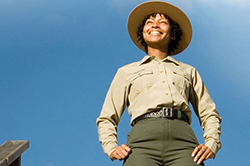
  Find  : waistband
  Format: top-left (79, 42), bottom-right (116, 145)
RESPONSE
top-left (131, 107), bottom-right (189, 126)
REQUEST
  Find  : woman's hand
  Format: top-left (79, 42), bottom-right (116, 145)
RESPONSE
top-left (110, 144), bottom-right (131, 160)
top-left (192, 144), bottom-right (215, 164)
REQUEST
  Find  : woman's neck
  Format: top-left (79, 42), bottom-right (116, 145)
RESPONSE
top-left (147, 47), bottom-right (168, 60)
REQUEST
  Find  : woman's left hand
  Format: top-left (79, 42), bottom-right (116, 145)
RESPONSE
top-left (192, 144), bottom-right (215, 164)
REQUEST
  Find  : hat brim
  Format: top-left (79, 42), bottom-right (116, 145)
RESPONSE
top-left (127, 1), bottom-right (192, 55)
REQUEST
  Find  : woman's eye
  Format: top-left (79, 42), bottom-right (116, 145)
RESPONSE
top-left (160, 21), bottom-right (168, 24)
top-left (146, 20), bottom-right (153, 24)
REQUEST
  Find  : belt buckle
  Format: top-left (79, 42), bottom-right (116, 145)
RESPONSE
top-left (162, 107), bottom-right (173, 118)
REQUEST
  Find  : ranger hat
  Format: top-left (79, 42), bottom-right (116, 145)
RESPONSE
top-left (127, 1), bottom-right (192, 55)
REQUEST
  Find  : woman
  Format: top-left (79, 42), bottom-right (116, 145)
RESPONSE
top-left (97, 1), bottom-right (221, 165)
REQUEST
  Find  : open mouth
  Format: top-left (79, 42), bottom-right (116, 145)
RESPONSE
top-left (150, 31), bottom-right (161, 35)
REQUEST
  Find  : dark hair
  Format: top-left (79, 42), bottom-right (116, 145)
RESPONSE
top-left (137, 13), bottom-right (182, 55)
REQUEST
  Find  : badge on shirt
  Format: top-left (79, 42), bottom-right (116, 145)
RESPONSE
top-left (203, 83), bottom-right (208, 93)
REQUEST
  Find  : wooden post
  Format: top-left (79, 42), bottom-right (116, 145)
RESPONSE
top-left (9, 157), bottom-right (21, 166)
top-left (0, 141), bottom-right (29, 166)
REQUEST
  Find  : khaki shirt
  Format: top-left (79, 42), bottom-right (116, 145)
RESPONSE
top-left (97, 55), bottom-right (221, 157)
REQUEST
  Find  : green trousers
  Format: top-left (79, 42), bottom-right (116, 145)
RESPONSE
top-left (123, 118), bottom-right (204, 166)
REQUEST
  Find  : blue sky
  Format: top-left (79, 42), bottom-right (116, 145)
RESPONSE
top-left (0, 0), bottom-right (249, 165)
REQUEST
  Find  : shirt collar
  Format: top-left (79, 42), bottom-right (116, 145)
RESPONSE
top-left (138, 55), bottom-right (155, 65)
top-left (163, 56), bottom-right (180, 66)
top-left (139, 55), bottom-right (180, 66)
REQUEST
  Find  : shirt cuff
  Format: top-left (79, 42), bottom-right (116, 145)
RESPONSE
top-left (205, 139), bottom-right (221, 157)
top-left (102, 142), bottom-right (118, 158)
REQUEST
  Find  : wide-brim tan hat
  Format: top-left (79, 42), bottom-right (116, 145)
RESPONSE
top-left (127, 1), bottom-right (192, 55)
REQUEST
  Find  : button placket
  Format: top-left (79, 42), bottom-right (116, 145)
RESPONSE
top-left (158, 61), bottom-right (170, 97)
top-left (162, 62), bottom-right (174, 102)
top-left (158, 62), bottom-right (166, 83)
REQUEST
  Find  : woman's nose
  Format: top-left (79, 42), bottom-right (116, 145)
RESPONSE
top-left (151, 22), bottom-right (160, 28)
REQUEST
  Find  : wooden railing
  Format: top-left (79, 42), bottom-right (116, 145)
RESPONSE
top-left (0, 141), bottom-right (29, 166)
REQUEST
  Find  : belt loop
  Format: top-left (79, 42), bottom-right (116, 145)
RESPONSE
top-left (169, 108), bottom-right (173, 117)
top-left (177, 110), bottom-right (182, 120)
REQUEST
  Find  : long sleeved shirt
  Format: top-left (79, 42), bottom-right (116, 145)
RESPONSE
top-left (96, 55), bottom-right (221, 157)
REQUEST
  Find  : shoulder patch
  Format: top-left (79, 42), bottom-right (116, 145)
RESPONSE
top-left (203, 83), bottom-right (208, 93)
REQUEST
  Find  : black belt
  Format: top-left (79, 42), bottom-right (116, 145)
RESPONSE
top-left (131, 107), bottom-right (189, 126)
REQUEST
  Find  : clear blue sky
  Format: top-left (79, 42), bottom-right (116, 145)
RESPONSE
top-left (1, 0), bottom-right (249, 165)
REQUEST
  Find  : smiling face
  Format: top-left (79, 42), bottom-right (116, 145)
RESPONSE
top-left (143, 13), bottom-right (172, 51)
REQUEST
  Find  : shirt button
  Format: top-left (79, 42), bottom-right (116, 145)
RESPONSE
top-left (165, 93), bottom-right (169, 95)
top-left (162, 81), bottom-right (166, 83)
top-left (160, 71), bottom-right (163, 73)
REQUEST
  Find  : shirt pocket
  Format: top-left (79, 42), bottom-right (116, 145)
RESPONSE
top-left (130, 70), bottom-right (154, 94)
top-left (171, 69), bottom-right (191, 94)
